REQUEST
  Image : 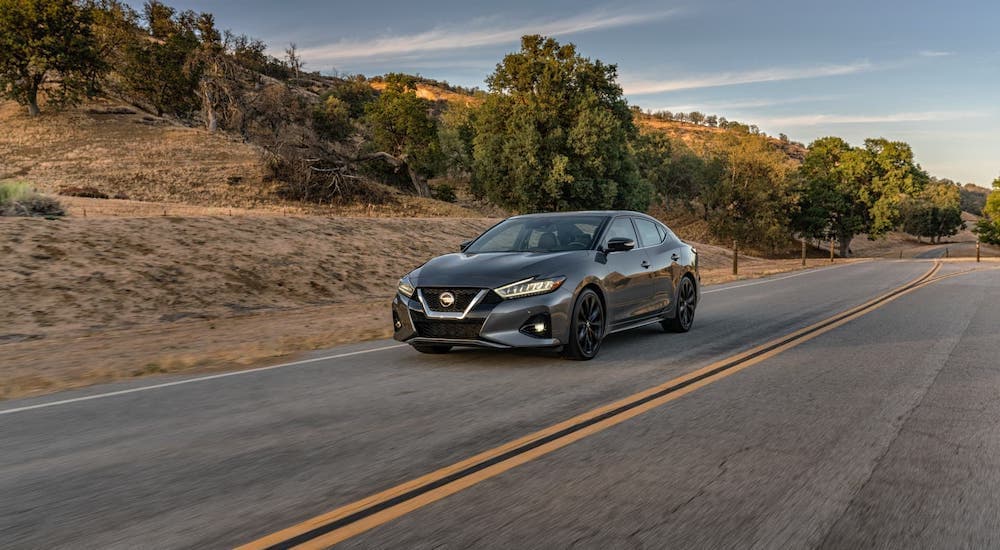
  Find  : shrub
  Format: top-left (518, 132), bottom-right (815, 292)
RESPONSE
top-left (58, 186), bottom-right (109, 199)
top-left (0, 182), bottom-right (65, 217)
top-left (431, 183), bottom-right (457, 203)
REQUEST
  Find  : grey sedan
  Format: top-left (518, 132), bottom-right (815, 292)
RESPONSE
top-left (392, 211), bottom-right (699, 360)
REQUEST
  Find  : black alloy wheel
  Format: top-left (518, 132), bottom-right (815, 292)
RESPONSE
top-left (565, 289), bottom-right (605, 360)
top-left (663, 277), bottom-right (697, 333)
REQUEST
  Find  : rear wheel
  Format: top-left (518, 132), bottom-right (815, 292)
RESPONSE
top-left (663, 276), bottom-right (697, 333)
top-left (564, 289), bottom-right (605, 360)
top-left (412, 344), bottom-right (452, 354)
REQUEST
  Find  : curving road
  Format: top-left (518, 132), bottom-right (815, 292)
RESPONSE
top-left (2, 260), bottom-right (999, 549)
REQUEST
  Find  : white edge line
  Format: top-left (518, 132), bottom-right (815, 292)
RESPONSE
top-left (0, 344), bottom-right (407, 416)
top-left (701, 261), bottom-right (866, 294)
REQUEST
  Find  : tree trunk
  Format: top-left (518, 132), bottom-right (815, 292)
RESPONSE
top-left (405, 163), bottom-right (431, 197)
top-left (26, 85), bottom-right (40, 117)
top-left (732, 240), bottom-right (739, 275)
top-left (353, 151), bottom-right (430, 197)
top-left (201, 83), bottom-right (218, 132)
top-left (839, 234), bottom-right (852, 258)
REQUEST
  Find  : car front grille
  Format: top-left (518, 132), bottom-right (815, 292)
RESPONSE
top-left (420, 288), bottom-right (482, 312)
top-left (411, 311), bottom-right (484, 339)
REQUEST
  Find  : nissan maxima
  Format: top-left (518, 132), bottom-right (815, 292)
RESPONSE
top-left (392, 211), bottom-right (699, 360)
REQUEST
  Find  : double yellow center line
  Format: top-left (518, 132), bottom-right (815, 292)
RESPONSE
top-left (242, 262), bottom-right (976, 549)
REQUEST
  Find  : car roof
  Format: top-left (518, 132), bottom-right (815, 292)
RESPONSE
top-left (510, 210), bottom-right (653, 219)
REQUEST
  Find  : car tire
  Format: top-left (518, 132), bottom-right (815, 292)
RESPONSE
top-left (412, 344), bottom-right (452, 354)
top-left (564, 288), bottom-right (605, 360)
top-left (663, 276), bottom-right (697, 333)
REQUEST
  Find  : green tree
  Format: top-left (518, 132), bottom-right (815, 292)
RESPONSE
top-left (312, 77), bottom-right (377, 141)
top-left (974, 177), bottom-right (1000, 245)
top-left (0, 0), bottom-right (105, 116)
top-left (853, 138), bottom-right (929, 237)
top-left (708, 134), bottom-right (798, 252)
top-left (313, 95), bottom-right (354, 141)
top-left (438, 101), bottom-right (476, 177)
top-left (900, 184), bottom-right (963, 243)
top-left (794, 137), bottom-right (868, 255)
top-left (142, 0), bottom-right (174, 39)
top-left (472, 35), bottom-right (649, 212)
top-left (115, 2), bottom-right (203, 117)
top-left (633, 131), bottom-right (720, 207)
top-left (796, 136), bottom-right (929, 256)
top-left (362, 73), bottom-right (442, 196)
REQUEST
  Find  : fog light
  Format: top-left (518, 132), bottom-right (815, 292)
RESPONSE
top-left (393, 312), bottom-right (403, 331)
top-left (520, 314), bottom-right (551, 338)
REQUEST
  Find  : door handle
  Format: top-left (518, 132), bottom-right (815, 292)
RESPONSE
top-left (671, 253), bottom-right (680, 261)
top-left (641, 260), bottom-right (650, 268)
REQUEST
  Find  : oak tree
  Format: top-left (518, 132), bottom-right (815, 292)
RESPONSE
top-left (472, 35), bottom-right (649, 212)
top-left (0, 0), bottom-right (105, 116)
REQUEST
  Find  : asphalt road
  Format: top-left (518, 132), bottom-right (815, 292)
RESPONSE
top-left (2, 260), bottom-right (998, 549)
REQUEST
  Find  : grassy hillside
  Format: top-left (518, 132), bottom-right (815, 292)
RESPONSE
top-left (0, 98), bottom-right (483, 217)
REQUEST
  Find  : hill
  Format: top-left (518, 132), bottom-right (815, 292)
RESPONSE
top-left (0, 98), bottom-right (481, 217)
top-left (636, 113), bottom-right (808, 161)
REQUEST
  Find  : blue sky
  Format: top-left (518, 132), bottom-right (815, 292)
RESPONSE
top-left (151, 0), bottom-right (998, 185)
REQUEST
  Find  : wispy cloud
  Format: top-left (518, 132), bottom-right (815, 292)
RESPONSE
top-left (622, 62), bottom-right (873, 95)
top-left (755, 111), bottom-right (983, 127)
top-left (647, 95), bottom-right (843, 113)
top-left (919, 50), bottom-right (954, 57)
top-left (299, 9), bottom-right (678, 64)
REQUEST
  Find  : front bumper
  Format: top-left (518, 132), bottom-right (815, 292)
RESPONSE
top-left (392, 287), bottom-right (574, 348)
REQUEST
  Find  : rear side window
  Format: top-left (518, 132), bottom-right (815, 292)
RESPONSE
top-left (657, 222), bottom-right (679, 245)
top-left (633, 218), bottom-right (663, 247)
top-left (606, 217), bottom-right (638, 245)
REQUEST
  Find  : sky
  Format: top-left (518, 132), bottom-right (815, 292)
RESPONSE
top-left (145, 0), bottom-right (999, 186)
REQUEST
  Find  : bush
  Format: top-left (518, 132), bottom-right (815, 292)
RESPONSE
top-left (431, 183), bottom-right (457, 203)
top-left (58, 186), bottom-right (109, 199)
top-left (0, 182), bottom-right (65, 217)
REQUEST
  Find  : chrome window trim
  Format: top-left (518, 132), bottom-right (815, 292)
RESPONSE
top-left (418, 288), bottom-right (489, 320)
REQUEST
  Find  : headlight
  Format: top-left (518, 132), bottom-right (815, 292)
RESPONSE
top-left (397, 275), bottom-right (416, 298)
top-left (494, 276), bottom-right (565, 300)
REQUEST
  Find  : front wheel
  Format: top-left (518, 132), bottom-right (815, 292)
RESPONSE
top-left (663, 277), bottom-right (697, 333)
top-left (412, 344), bottom-right (452, 354)
top-left (564, 289), bottom-right (605, 360)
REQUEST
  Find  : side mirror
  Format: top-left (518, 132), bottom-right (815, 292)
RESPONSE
top-left (606, 237), bottom-right (636, 252)
top-left (459, 239), bottom-right (473, 252)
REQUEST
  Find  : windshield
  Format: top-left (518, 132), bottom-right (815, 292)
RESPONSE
top-left (465, 216), bottom-right (608, 253)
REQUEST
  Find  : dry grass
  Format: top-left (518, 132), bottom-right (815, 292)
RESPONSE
top-left (0, 215), bottom-right (497, 339)
top-left (0, 99), bottom-right (278, 207)
top-left (369, 81), bottom-right (482, 106)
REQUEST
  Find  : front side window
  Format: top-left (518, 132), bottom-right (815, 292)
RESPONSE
top-left (606, 217), bottom-right (638, 245)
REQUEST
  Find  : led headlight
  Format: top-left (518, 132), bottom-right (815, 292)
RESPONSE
top-left (397, 275), bottom-right (416, 298)
top-left (494, 276), bottom-right (565, 300)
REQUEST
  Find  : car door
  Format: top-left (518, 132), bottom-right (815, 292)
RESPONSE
top-left (601, 216), bottom-right (652, 325)
top-left (632, 216), bottom-right (676, 315)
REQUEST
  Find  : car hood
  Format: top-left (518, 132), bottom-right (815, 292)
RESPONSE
top-left (410, 251), bottom-right (585, 289)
